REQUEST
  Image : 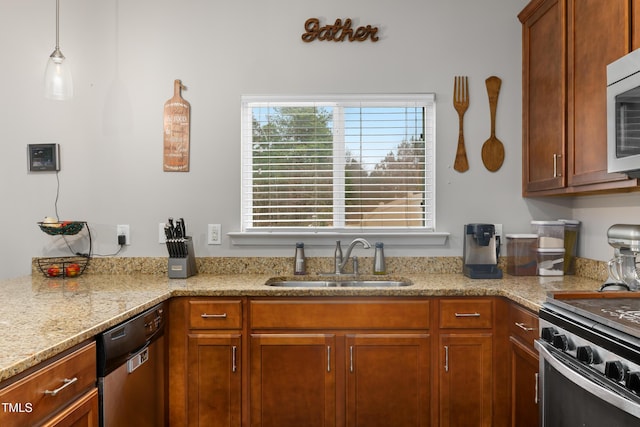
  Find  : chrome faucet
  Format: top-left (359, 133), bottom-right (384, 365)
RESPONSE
top-left (337, 238), bottom-right (372, 274)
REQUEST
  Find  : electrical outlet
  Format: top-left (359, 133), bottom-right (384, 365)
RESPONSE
top-left (117, 224), bottom-right (130, 245)
top-left (159, 223), bottom-right (166, 244)
top-left (208, 224), bottom-right (221, 245)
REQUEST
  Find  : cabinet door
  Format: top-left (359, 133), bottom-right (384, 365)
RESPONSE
top-left (521, 0), bottom-right (566, 193)
top-left (509, 337), bottom-right (539, 427)
top-left (250, 334), bottom-right (336, 427)
top-left (345, 334), bottom-right (430, 427)
top-left (567, 0), bottom-right (630, 186)
top-left (188, 334), bottom-right (242, 427)
top-left (439, 334), bottom-right (492, 427)
top-left (41, 388), bottom-right (99, 427)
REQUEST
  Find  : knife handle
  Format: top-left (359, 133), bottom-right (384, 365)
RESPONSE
top-left (178, 218), bottom-right (186, 238)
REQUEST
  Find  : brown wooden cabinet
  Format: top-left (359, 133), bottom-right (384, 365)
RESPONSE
top-left (0, 341), bottom-right (98, 427)
top-left (169, 296), bottom-right (518, 427)
top-left (188, 334), bottom-right (242, 427)
top-left (508, 303), bottom-right (539, 427)
top-left (438, 334), bottom-right (493, 427)
top-left (519, 0), bottom-right (639, 196)
top-left (250, 334), bottom-right (337, 427)
top-left (169, 298), bottom-right (244, 427)
top-left (41, 388), bottom-right (99, 427)
top-left (345, 334), bottom-right (430, 427)
top-left (249, 298), bottom-right (431, 427)
top-left (436, 299), bottom-right (495, 427)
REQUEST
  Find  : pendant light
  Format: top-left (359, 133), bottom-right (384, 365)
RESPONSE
top-left (44, 0), bottom-right (73, 100)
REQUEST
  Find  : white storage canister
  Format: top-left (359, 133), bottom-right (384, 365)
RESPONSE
top-left (531, 220), bottom-right (565, 248)
top-left (537, 248), bottom-right (565, 276)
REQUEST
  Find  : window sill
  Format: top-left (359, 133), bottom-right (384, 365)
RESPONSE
top-left (227, 231), bottom-right (449, 247)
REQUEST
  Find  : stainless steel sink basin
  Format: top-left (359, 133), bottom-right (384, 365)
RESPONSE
top-left (265, 279), bottom-right (412, 288)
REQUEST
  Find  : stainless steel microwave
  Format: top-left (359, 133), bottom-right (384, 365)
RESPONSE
top-left (607, 48), bottom-right (640, 178)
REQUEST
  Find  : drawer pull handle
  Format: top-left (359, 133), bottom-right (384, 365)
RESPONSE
top-left (201, 313), bottom-right (227, 319)
top-left (515, 322), bottom-right (535, 332)
top-left (455, 312), bottom-right (480, 317)
top-left (44, 377), bottom-right (77, 396)
top-left (232, 346), bottom-right (237, 373)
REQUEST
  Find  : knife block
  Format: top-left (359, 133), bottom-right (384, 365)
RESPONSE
top-left (167, 236), bottom-right (197, 279)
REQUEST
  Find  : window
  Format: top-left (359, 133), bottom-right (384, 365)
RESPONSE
top-left (241, 94), bottom-right (435, 232)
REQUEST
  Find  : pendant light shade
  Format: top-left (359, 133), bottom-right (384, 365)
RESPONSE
top-left (44, 0), bottom-right (73, 100)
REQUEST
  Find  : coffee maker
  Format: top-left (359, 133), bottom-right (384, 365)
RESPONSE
top-left (463, 223), bottom-right (503, 279)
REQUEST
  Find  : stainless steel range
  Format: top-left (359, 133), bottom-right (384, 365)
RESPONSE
top-left (537, 295), bottom-right (640, 426)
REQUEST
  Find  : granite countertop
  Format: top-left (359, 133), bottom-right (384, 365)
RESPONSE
top-left (0, 271), bottom-right (602, 383)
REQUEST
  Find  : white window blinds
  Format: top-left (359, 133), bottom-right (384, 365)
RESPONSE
top-left (241, 94), bottom-right (435, 231)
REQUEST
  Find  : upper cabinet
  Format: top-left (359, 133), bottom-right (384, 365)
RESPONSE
top-left (519, 0), bottom-right (640, 196)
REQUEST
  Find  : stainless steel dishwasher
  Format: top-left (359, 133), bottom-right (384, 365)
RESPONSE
top-left (97, 302), bottom-right (167, 427)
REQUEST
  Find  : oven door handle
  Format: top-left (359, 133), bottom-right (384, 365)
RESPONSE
top-left (536, 340), bottom-right (640, 419)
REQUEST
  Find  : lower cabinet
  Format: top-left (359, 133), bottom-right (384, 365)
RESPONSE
top-left (188, 334), bottom-right (242, 427)
top-left (169, 298), bottom-right (244, 427)
top-left (345, 334), bottom-right (430, 427)
top-left (508, 302), bottom-right (540, 427)
top-left (438, 334), bottom-right (493, 427)
top-left (509, 338), bottom-right (539, 427)
top-left (41, 388), bottom-right (99, 427)
top-left (0, 341), bottom-right (97, 427)
top-left (250, 334), bottom-right (337, 427)
top-left (249, 298), bottom-right (432, 427)
top-left (169, 296), bottom-right (531, 427)
top-left (250, 333), bottom-right (430, 427)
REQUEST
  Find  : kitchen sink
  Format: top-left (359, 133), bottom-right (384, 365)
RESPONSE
top-left (264, 278), bottom-right (412, 288)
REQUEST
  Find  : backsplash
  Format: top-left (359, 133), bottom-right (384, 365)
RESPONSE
top-left (31, 256), bottom-right (609, 282)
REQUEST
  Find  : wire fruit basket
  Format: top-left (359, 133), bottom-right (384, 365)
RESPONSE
top-left (38, 221), bottom-right (85, 236)
top-left (37, 256), bottom-right (90, 278)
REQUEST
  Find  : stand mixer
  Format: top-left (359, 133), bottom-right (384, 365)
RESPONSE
top-left (602, 224), bottom-right (640, 291)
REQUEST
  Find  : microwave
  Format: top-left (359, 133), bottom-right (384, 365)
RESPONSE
top-left (607, 48), bottom-right (640, 178)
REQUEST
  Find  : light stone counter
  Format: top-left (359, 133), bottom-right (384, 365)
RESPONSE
top-left (0, 269), bottom-right (603, 383)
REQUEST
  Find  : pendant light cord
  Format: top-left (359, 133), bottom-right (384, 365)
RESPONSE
top-left (55, 0), bottom-right (60, 50)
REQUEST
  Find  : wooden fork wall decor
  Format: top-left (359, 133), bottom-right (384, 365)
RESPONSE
top-left (453, 76), bottom-right (470, 172)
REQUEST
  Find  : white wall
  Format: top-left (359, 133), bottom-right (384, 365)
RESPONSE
top-left (3, 0), bottom-right (586, 280)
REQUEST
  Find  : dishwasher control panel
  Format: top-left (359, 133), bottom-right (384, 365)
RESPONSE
top-left (143, 305), bottom-right (165, 340)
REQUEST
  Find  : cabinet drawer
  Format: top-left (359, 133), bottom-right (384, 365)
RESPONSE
top-left (0, 341), bottom-right (96, 427)
top-left (439, 299), bottom-right (493, 329)
top-left (509, 303), bottom-right (539, 348)
top-left (251, 299), bottom-right (430, 329)
top-left (189, 300), bottom-right (243, 329)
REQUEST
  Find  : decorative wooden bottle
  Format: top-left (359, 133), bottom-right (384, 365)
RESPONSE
top-left (163, 79), bottom-right (191, 172)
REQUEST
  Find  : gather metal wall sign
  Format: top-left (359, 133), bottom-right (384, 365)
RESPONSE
top-left (301, 18), bottom-right (379, 43)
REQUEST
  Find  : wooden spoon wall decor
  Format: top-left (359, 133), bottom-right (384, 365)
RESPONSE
top-left (481, 76), bottom-right (505, 172)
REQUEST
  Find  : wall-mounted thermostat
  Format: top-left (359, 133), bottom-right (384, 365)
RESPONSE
top-left (28, 143), bottom-right (60, 172)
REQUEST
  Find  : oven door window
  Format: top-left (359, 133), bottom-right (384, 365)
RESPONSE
top-left (538, 341), bottom-right (640, 427)
top-left (615, 86), bottom-right (640, 158)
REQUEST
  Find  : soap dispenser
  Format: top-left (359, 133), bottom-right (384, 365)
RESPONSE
top-left (373, 242), bottom-right (386, 275)
top-left (294, 242), bottom-right (306, 275)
